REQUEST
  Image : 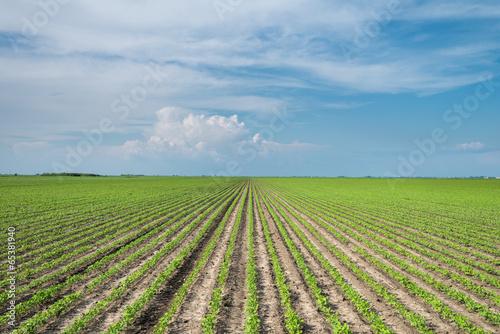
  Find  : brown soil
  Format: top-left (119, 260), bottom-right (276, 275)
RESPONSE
top-left (214, 191), bottom-right (250, 333)
top-left (166, 190), bottom-right (245, 334)
top-left (264, 192), bottom-right (374, 333)
top-left (252, 192), bottom-right (287, 334)
top-left (256, 191), bottom-right (332, 333)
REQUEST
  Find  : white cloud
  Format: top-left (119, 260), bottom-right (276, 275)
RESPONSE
top-left (283, 57), bottom-right (490, 95)
top-left (12, 141), bottom-right (49, 155)
top-left (2, 0), bottom-right (497, 101)
top-left (401, 2), bottom-right (500, 20)
top-left (117, 106), bottom-right (325, 162)
top-left (443, 141), bottom-right (486, 152)
top-left (120, 107), bottom-right (249, 159)
top-left (455, 142), bottom-right (485, 151)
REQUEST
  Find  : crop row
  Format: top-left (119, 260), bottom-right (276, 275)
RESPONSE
top-left (106, 182), bottom-right (245, 333)
top-left (258, 187), bottom-right (351, 333)
top-left (282, 188), bottom-right (500, 292)
top-left (201, 185), bottom-right (248, 333)
top-left (11, 183), bottom-right (242, 333)
top-left (243, 186), bottom-right (260, 333)
top-left (262, 182), bottom-right (497, 333)
top-left (259, 185), bottom-right (428, 333)
top-left (254, 184), bottom-right (304, 333)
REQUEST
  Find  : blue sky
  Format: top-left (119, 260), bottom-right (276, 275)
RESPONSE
top-left (1, 0), bottom-right (499, 177)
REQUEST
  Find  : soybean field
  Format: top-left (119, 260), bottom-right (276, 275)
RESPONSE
top-left (1, 176), bottom-right (500, 334)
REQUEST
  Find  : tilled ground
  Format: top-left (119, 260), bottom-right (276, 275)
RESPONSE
top-left (6, 180), bottom-right (500, 334)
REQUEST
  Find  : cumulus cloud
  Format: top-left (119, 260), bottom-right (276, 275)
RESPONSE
top-left (12, 141), bottom-right (50, 155)
top-left (455, 142), bottom-right (485, 151)
top-left (121, 107), bottom-right (249, 159)
top-left (117, 106), bottom-right (326, 163)
top-left (443, 141), bottom-right (485, 152)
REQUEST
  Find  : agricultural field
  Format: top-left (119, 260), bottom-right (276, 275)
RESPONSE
top-left (1, 176), bottom-right (500, 333)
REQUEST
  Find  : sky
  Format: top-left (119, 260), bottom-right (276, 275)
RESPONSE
top-left (0, 0), bottom-right (499, 177)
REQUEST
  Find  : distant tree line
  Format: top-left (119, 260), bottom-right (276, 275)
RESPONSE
top-left (40, 173), bottom-right (103, 177)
